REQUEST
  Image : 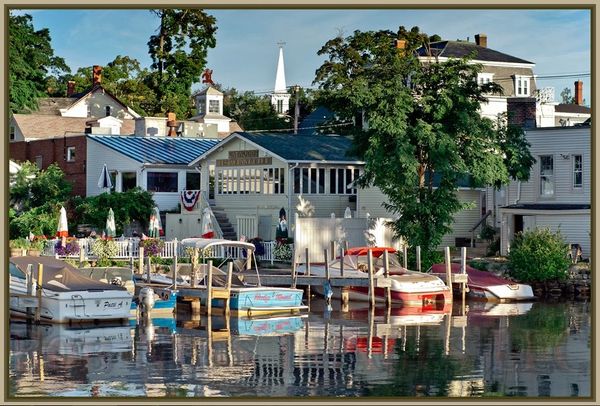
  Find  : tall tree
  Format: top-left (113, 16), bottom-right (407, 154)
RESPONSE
top-left (314, 26), bottom-right (534, 255)
top-left (8, 13), bottom-right (70, 113)
top-left (59, 56), bottom-right (157, 116)
top-left (146, 9), bottom-right (217, 118)
top-left (560, 87), bottom-right (574, 104)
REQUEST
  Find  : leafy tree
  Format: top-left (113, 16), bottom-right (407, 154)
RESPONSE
top-left (70, 188), bottom-right (155, 235)
top-left (314, 26), bottom-right (534, 255)
top-left (8, 12), bottom-right (70, 113)
top-left (58, 56), bottom-right (157, 115)
top-left (560, 87), bottom-right (574, 104)
top-left (146, 9), bottom-right (217, 118)
top-left (222, 87), bottom-right (290, 131)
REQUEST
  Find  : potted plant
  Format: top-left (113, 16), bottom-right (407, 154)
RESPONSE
top-left (91, 239), bottom-right (119, 267)
top-left (10, 238), bottom-right (29, 257)
top-left (27, 237), bottom-right (47, 257)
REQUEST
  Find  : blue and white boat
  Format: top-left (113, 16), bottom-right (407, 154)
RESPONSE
top-left (180, 238), bottom-right (306, 316)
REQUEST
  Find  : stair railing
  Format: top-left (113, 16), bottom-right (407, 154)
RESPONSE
top-left (470, 210), bottom-right (492, 248)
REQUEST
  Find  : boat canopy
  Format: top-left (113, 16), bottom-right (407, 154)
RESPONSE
top-left (10, 256), bottom-right (127, 293)
top-left (180, 238), bottom-right (255, 251)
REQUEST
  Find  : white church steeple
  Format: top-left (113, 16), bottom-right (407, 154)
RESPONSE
top-left (271, 43), bottom-right (291, 115)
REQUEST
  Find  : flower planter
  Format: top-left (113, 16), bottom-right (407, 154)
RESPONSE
top-left (10, 248), bottom-right (25, 257)
top-left (27, 249), bottom-right (41, 257)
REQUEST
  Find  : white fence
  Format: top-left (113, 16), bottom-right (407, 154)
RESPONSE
top-left (42, 238), bottom-right (289, 265)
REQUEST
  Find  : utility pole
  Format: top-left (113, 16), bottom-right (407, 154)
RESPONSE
top-left (293, 85), bottom-right (300, 135)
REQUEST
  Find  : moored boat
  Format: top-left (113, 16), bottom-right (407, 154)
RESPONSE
top-left (297, 246), bottom-right (452, 308)
top-left (10, 256), bottom-right (133, 324)
top-left (428, 263), bottom-right (535, 302)
top-left (180, 238), bottom-right (306, 316)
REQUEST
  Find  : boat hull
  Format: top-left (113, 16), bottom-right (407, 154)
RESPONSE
top-left (10, 284), bottom-right (132, 324)
top-left (201, 286), bottom-right (305, 315)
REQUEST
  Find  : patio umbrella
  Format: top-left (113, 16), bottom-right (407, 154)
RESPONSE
top-left (153, 207), bottom-right (163, 237)
top-left (97, 163), bottom-right (113, 192)
top-left (57, 206), bottom-right (69, 238)
top-left (201, 207), bottom-right (214, 238)
top-left (105, 208), bottom-right (116, 238)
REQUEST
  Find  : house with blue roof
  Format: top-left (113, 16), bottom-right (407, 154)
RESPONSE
top-left (182, 131), bottom-right (485, 247)
top-left (87, 134), bottom-right (219, 211)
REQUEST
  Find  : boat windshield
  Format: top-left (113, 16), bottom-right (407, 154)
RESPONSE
top-left (333, 252), bottom-right (404, 273)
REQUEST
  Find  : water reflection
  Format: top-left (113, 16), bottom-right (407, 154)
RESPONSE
top-left (8, 300), bottom-right (591, 398)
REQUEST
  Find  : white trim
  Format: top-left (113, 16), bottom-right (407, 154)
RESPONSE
top-left (419, 56), bottom-right (535, 68)
top-left (499, 208), bottom-right (589, 216)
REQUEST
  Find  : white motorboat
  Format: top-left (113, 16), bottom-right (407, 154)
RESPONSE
top-left (10, 256), bottom-right (133, 324)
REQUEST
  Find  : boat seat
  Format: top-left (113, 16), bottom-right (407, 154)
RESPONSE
top-left (99, 278), bottom-right (109, 284)
top-left (123, 280), bottom-right (135, 294)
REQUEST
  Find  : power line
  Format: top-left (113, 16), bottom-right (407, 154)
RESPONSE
top-left (245, 121), bottom-right (353, 133)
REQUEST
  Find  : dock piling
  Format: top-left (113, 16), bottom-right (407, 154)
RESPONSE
top-left (461, 246), bottom-right (467, 312)
top-left (383, 249), bottom-right (391, 307)
top-left (416, 246), bottom-right (422, 272)
top-left (35, 263), bottom-right (44, 323)
top-left (403, 245), bottom-right (408, 269)
top-left (138, 247), bottom-right (144, 275)
top-left (444, 246), bottom-right (454, 302)
top-left (367, 248), bottom-right (375, 308)
top-left (173, 239), bottom-right (178, 290)
top-left (206, 260), bottom-right (213, 316)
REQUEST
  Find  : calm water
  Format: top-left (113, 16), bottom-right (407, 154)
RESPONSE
top-left (8, 299), bottom-right (591, 399)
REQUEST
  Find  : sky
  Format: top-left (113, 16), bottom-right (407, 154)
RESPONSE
top-left (15, 8), bottom-right (592, 105)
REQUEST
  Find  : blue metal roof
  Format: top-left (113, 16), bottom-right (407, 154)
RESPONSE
top-left (88, 134), bottom-right (219, 165)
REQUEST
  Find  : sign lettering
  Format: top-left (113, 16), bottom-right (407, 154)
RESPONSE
top-left (216, 157), bottom-right (272, 167)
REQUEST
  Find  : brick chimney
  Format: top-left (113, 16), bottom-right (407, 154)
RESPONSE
top-left (475, 34), bottom-right (487, 48)
top-left (166, 112), bottom-right (177, 137)
top-left (67, 81), bottom-right (76, 97)
top-left (92, 65), bottom-right (102, 87)
top-left (574, 80), bottom-right (583, 105)
top-left (507, 97), bottom-right (536, 129)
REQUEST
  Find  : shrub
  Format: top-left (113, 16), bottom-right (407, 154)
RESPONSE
top-left (91, 239), bottom-right (119, 266)
top-left (407, 249), bottom-right (444, 272)
top-left (274, 243), bottom-right (293, 262)
top-left (508, 228), bottom-right (570, 283)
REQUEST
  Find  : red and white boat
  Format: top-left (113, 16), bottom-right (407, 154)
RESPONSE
top-left (297, 247), bottom-right (452, 307)
top-left (429, 263), bottom-right (534, 302)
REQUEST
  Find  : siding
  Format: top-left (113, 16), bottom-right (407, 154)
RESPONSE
top-left (358, 185), bottom-right (483, 249)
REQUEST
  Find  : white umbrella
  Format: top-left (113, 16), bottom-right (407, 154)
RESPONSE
top-left (97, 163), bottom-right (113, 191)
top-left (201, 208), bottom-right (214, 238)
top-left (106, 208), bottom-right (116, 238)
top-left (154, 207), bottom-right (163, 236)
top-left (57, 206), bottom-right (69, 238)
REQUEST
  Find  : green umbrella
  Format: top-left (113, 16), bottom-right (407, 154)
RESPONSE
top-left (106, 208), bottom-right (116, 238)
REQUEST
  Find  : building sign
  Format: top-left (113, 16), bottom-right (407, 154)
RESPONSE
top-left (216, 150), bottom-right (272, 167)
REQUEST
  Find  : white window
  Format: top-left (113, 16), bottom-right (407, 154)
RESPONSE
top-left (573, 154), bottom-right (583, 189)
top-left (105, 105), bottom-right (111, 117)
top-left (66, 146), bottom-right (76, 162)
top-left (35, 156), bottom-right (43, 169)
top-left (216, 167), bottom-right (285, 195)
top-left (515, 75), bottom-right (530, 96)
top-left (209, 100), bottom-right (220, 113)
top-left (329, 168), bottom-right (361, 195)
top-left (539, 155), bottom-right (554, 197)
top-left (277, 99), bottom-right (284, 114)
top-left (477, 73), bottom-right (494, 86)
top-left (10, 126), bottom-right (15, 141)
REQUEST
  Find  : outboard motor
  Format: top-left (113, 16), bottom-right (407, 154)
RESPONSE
top-left (138, 287), bottom-right (156, 313)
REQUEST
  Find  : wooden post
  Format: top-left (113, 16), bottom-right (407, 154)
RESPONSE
top-left (339, 245), bottom-right (344, 277)
top-left (291, 260), bottom-right (297, 289)
top-left (225, 261), bottom-right (233, 315)
top-left (206, 260), bottom-right (213, 316)
top-left (26, 264), bottom-right (33, 319)
top-left (146, 256), bottom-right (151, 283)
top-left (324, 249), bottom-right (331, 304)
top-left (79, 245), bottom-right (85, 267)
top-left (305, 248), bottom-right (311, 301)
top-left (383, 249), bottom-right (391, 307)
top-left (138, 247), bottom-right (144, 275)
top-left (330, 241), bottom-right (336, 260)
top-left (444, 246), bottom-right (454, 302)
top-left (416, 246), bottom-right (421, 272)
top-left (367, 248), bottom-right (375, 308)
top-left (461, 246), bottom-right (467, 313)
top-left (173, 241), bottom-right (178, 290)
top-left (341, 287), bottom-right (349, 309)
top-left (403, 245), bottom-right (408, 269)
top-left (35, 263), bottom-right (44, 322)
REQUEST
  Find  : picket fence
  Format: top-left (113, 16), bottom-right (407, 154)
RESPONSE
top-left (42, 238), bottom-right (288, 265)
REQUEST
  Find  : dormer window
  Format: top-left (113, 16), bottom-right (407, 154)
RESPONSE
top-left (105, 105), bottom-right (111, 117)
top-left (10, 126), bottom-right (15, 141)
top-left (209, 100), bottom-right (220, 114)
top-left (515, 75), bottom-right (531, 96)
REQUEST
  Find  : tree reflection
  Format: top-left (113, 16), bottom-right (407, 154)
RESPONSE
top-left (509, 303), bottom-right (568, 352)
